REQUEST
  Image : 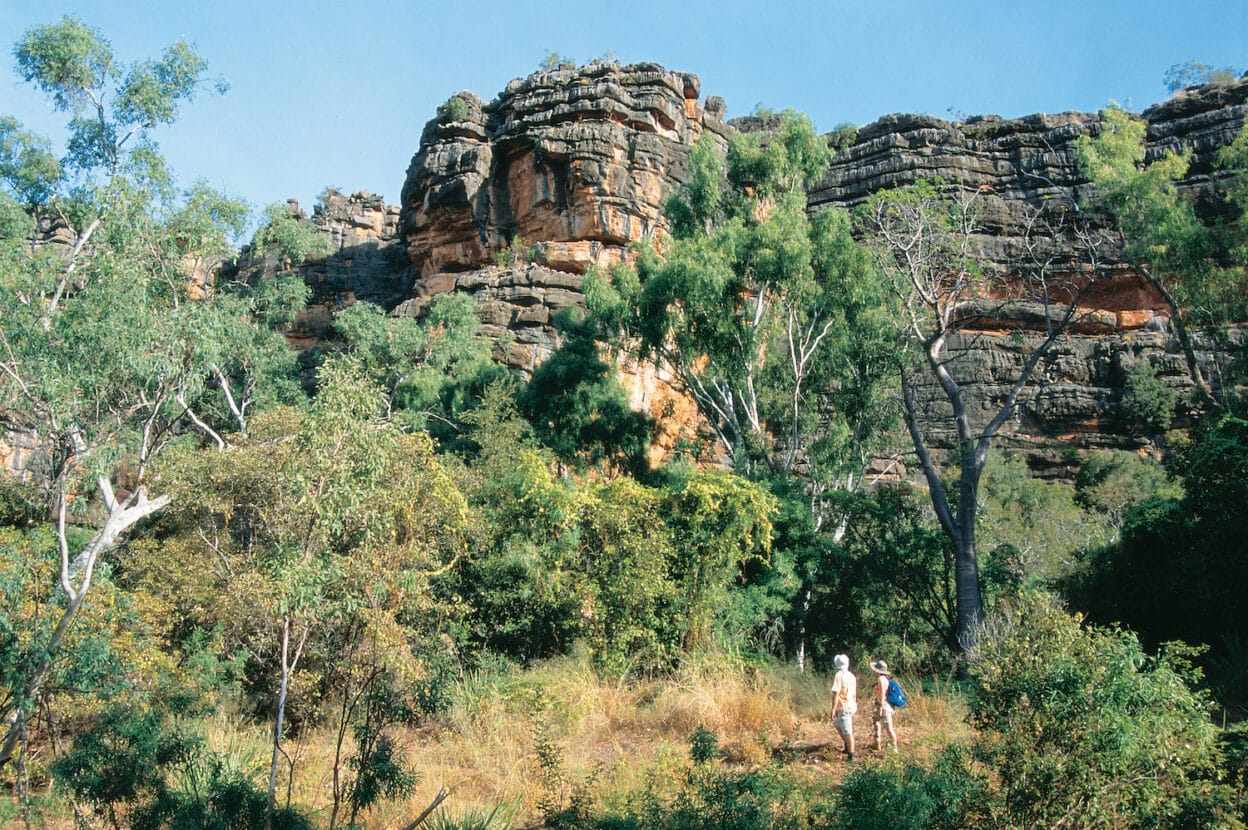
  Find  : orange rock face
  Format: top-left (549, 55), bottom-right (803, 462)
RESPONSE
top-left (400, 62), bottom-right (729, 282)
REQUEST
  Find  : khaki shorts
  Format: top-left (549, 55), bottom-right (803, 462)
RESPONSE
top-left (874, 703), bottom-right (894, 725)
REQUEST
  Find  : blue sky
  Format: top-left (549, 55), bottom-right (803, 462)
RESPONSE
top-left (1, 0), bottom-right (1244, 215)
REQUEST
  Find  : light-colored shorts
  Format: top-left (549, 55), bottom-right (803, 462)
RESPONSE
top-left (874, 703), bottom-right (894, 725)
top-left (833, 711), bottom-right (854, 735)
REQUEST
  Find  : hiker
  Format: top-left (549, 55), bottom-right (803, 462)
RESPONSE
top-left (830, 653), bottom-right (857, 761)
top-left (870, 659), bottom-right (899, 753)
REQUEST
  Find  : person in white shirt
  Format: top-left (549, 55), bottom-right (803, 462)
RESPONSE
top-left (829, 653), bottom-right (857, 761)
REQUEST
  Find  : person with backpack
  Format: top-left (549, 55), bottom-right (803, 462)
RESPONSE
top-left (870, 659), bottom-right (902, 753)
top-left (830, 654), bottom-right (858, 761)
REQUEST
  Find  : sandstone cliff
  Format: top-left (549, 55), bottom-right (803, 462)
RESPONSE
top-left (803, 77), bottom-right (1247, 472)
top-left (291, 69), bottom-right (1248, 476)
top-left (399, 61), bottom-right (730, 283)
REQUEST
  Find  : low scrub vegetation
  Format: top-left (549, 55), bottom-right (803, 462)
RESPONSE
top-left (2, 15), bottom-right (1247, 830)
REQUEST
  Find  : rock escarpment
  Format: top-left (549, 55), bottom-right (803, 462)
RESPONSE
top-left (910, 327), bottom-right (1242, 477)
top-left (808, 77), bottom-right (1248, 334)
top-left (286, 69), bottom-right (1247, 475)
top-left (803, 77), bottom-right (1247, 471)
top-left (301, 189), bottom-right (411, 311)
top-left (228, 190), bottom-right (414, 349)
top-left (399, 61), bottom-right (730, 282)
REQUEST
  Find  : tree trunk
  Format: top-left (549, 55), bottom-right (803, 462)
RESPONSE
top-left (0, 486), bottom-right (168, 768)
top-left (267, 617), bottom-right (293, 830)
top-left (794, 587), bottom-right (811, 673)
top-left (954, 455), bottom-right (985, 656)
top-left (1140, 267), bottom-right (1216, 405)
top-left (952, 511), bottom-right (984, 656)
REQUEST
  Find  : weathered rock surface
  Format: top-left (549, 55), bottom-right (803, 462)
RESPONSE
top-left (802, 76), bottom-right (1247, 473)
top-left (393, 263), bottom-right (586, 372)
top-left (303, 189), bottom-right (412, 311)
top-left (282, 69), bottom-right (1248, 476)
top-left (808, 77), bottom-right (1248, 331)
top-left (908, 327), bottom-right (1243, 478)
top-left (812, 78), bottom-right (1248, 220)
top-left (399, 62), bottom-right (730, 280)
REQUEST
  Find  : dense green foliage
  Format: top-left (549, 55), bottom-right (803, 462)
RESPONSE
top-left (520, 315), bottom-right (653, 478)
top-left (830, 594), bottom-right (1242, 829)
top-left (2, 16), bottom-right (1247, 828)
top-left (1066, 417), bottom-right (1248, 707)
top-left (587, 113), bottom-right (896, 489)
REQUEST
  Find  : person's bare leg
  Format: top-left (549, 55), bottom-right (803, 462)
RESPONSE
top-left (883, 719), bottom-right (898, 752)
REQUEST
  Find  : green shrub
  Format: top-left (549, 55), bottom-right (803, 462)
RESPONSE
top-left (827, 121), bottom-right (859, 151)
top-left (439, 95), bottom-right (471, 123)
top-left (1121, 358), bottom-right (1178, 433)
top-left (494, 235), bottom-right (538, 266)
top-left (831, 744), bottom-right (987, 830)
top-left (967, 593), bottom-right (1240, 828)
top-left (828, 593), bottom-right (1243, 829)
top-left (1075, 450), bottom-right (1180, 522)
top-left (541, 51), bottom-right (576, 71)
top-left (688, 725), bottom-right (719, 765)
top-left (1224, 723), bottom-right (1248, 825)
top-left (0, 479), bottom-right (39, 527)
top-left (52, 699), bottom-right (314, 830)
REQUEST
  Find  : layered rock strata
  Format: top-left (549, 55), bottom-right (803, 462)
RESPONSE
top-left (802, 77), bottom-right (1247, 472)
top-left (393, 263), bottom-right (585, 372)
top-left (399, 62), bottom-right (730, 280)
top-left (903, 327), bottom-right (1242, 478)
top-left (388, 63), bottom-right (732, 458)
top-left (293, 70), bottom-right (1248, 475)
top-left (808, 76), bottom-right (1248, 334)
top-left (303, 189), bottom-right (411, 311)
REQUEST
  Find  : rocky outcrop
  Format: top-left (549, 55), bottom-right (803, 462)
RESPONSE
top-left (800, 77), bottom-right (1247, 473)
top-left (811, 77), bottom-right (1247, 220)
top-left (399, 62), bottom-right (730, 280)
top-left (807, 76), bottom-right (1248, 334)
top-left (393, 263), bottom-right (585, 372)
top-left (906, 326), bottom-right (1243, 478)
top-left (229, 190), bottom-right (414, 347)
top-left (303, 189), bottom-right (412, 311)
top-left (286, 69), bottom-right (1248, 475)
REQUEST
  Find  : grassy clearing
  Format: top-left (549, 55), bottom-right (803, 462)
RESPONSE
top-left (10, 655), bottom-right (970, 828)
top-left (320, 654), bottom-right (968, 828)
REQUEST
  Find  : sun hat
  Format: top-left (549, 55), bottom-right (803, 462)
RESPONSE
top-left (869, 660), bottom-right (890, 676)
top-left (833, 654), bottom-right (849, 670)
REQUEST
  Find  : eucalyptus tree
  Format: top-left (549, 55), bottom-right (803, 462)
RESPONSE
top-left (586, 112), bottom-right (896, 670)
top-left (332, 290), bottom-right (499, 438)
top-left (1076, 106), bottom-right (1248, 405)
top-left (857, 180), bottom-right (1109, 657)
top-left (587, 111), bottom-right (896, 503)
top-left (159, 357), bottom-right (471, 827)
top-left (0, 17), bottom-right (309, 768)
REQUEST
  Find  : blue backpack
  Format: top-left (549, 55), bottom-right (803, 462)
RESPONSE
top-left (885, 677), bottom-right (907, 708)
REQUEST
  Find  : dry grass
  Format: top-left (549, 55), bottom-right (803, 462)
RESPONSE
top-left (339, 655), bottom-right (970, 829)
top-left (12, 657), bottom-right (970, 829)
